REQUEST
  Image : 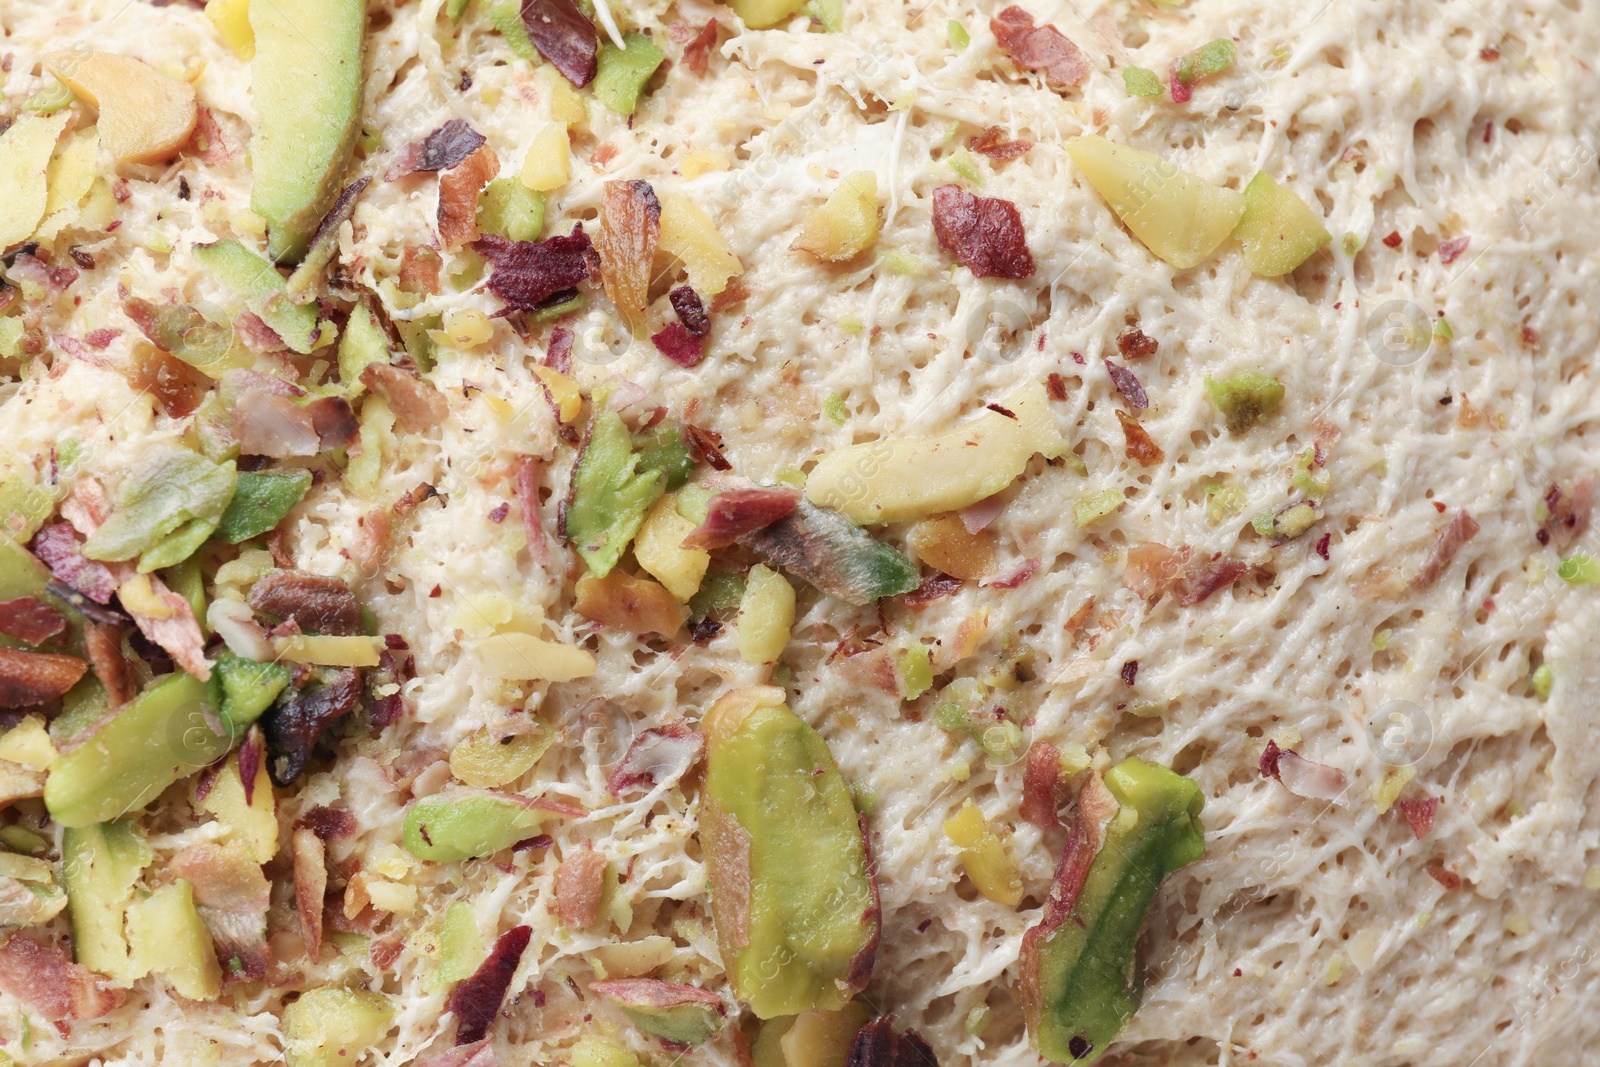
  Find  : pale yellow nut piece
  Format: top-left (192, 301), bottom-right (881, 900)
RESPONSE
top-left (449, 724), bottom-right (552, 787)
top-left (570, 1036), bottom-right (643, 1067)
top-left (282, 989), bottom-right (394, 1067)
top-left (364, 879), bottom-right (418, 915)
top-left (736, 564), bottom-right (795, 664)
top-left (118, 573), bottom-right (175, 618)
top-left (588, 934), bottom-right (676, 978)
top-left (1066, 134), bottom-right (1244, 270)
top-left (125, 880), bottom-right (223, 1000)
top-left (438, 307), bottom-right (494, 348)
top-left (727, 0), bottom-right (808, 29)
top-left (658, 192), bottom-right (744, 296)
top-left (1233, 171), bottom-right (1332, 277)
top-left (534, 365), bottom-right (583, 424)
top-left (0, 113), bottom-right (69, 248)
top-left (780, 1001), bottom-right (871, 1067)
top-left (44, 126), bottom-right (99, 218)
top-left (521, 123), bottom-right (570, 192)
top-left (944, 799), bottom-right (1023, 906)
top-left (206, 0), bottom-right (256, 60)
top-left (634, 493), bottom-right (710, 601)
top-left (805, 380), bottom-right (1065, 524)
top-left (0, 715), bottom-right (55, 771)
top-left (273, 633), bottom-right (382, 667)
top-left (793, 171), bottom-right (879, 262)
top-left (541, 66), bottom-right (587, 126)
top-left (677, 150), bottom-right (729, 178)
top-left (477, 630), bottom-right (596, 681)
top-left (44, 50), bottom-right (198, 165)
top-left (198, 752), bottom-right (277, 863)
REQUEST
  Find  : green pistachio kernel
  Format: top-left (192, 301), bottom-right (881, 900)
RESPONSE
top-left (701, 687), bottom-right (878, 1019)
top-left (79, 448), bottom-right (236, 564)
top-left (566, 410), bottom-right (671, 578)
top-left (1558, 554), bottom-right (1600, 585)
top-left (1022, 758), bottom-right (1205, 1063)
top-left (45, 674), bottom-right (226, 828)
top-left (591, 978), bottom-right (727, 1045)
top-left (1122, 66), bottom-right (1163, 97)
top-left (488, 3), bottom-right (538, 60)
top-left (593, 34), bottom-right (666, 116)
top-left (1074, 487), bottom-right (1124, 528)
top-left (402, 789), bottom-right (566, 863)
top-left (1203, 371), bottom-right (1285, 433)
top-left (215, 470), bottom-right (314, 544)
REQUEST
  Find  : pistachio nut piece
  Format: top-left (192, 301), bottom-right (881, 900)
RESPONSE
top-left (45, 673), bottom-right (226, 828)
top-left (1020, 758), bottom-right (1205, 1063)
top-left (701, 686), bottom-right (880, 1019)
top-left (402, 788), bottom-right (579, 863)
top-left (591, 977), bottom-right (727, 1045)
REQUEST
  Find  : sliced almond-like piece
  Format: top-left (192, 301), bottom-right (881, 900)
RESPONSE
top-left (44, 50), bottom-right (198, 164)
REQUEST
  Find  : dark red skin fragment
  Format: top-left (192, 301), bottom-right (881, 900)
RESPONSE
top-left (1116, 410), bottom-right (1163, 466)
top-left (238, 728), bottom-right (264, 804)
top-left (1259, 738), bottom-right (1283, 780)
top-left (1104, 358), bottom-right (1149, 410)
top-left (545, 327), bottom-right (574, 372)
top-left (1116, 327), bottom-right (1158, 359)
top-left (0, 597), bottom-right (66, 646)
top-left (989, 5), bottom-right (1089, 91)
top-left (370, 937), bottom-right (405, 971)
top-left (851, 1017), bottom-right (934, 1062)
top-left (1315, 533), bottom-right (1331, 560)
top-left (521, 0), bottom-right (599, 87)
top-left (684, 423), bottom-right (731, 471)
top-left (1171, 557), bottom-right (1248, 606)
top-left (1020, 741), bottom-right (1064, 830)
top-left (295, 806), bottom-right (358, 841)
top-left (651, 323), bottom-right (705, 368)
top-left (1120, 660), bottom-right (1139, 686)
top-left (475, 229), bottom-right (601, 313)
top-left (262, 669), bottom-right (363, 786)
top-left (605, 721), bottom-right (704, 795)
top-left (687, 617), bottom-right (722, 644)
top-left (1045, 372), bottom-right (1069, 401)
top-left (1168, 62), bottom-right (1193, 104)
top-left (682, 19), bottom-right (719, 77)
top-left (1437, 236), bottom-right (1471, 264)
top-left (367, 651), bottom-right (407, 729)
top-left (1397, 796), bottom-right (1441, 840)
top-left (968, 125), bottom-right (1033, 162)
top-left (386, 120), bottom-right (487, 181)
top-left (1426, 864), bottom-right (1462, 890)
top-left (1412, 508), bottom-right (1479, 589)
top-left (1382, 230), bottom-right (1403, 249)
top-left (931, 185), bottom-right (1035, 279)
top-left (681, 487), bottom-right (801, 550)
top-left (248, 571), bottom-right (362, 636)
top-left (900, 573), bottom-right (964, 611)
top-left (309, 396), bottom-right (360, 451)
top-left (450, 925), bottom-right (533, 1044)
top-left (513, 455), bottom-right (549, 568)
top-left (988, 558), bottom-right (1040, 589)
top-left (669, 285), bottom-right (709, 335)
